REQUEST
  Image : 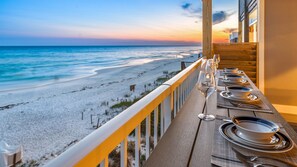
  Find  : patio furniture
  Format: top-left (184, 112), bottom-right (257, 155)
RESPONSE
top-left (0, 141), bottom-right (23, 167)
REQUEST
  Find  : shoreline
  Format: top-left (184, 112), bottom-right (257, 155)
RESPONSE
top-left (0, 46), bottom-right (200, 94)
top-left (0, 54), bottom-right (190, 95)
top-left (0, 54), bottom-right (198, 166)
top-left (0, 57), bottom-right (185, 94)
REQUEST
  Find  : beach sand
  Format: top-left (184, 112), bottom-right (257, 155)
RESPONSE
top-left (0, 54), bottom-right (198, 166)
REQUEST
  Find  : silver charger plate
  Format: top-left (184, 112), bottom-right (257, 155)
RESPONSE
top-left (221, 78), bottom-right (249, 85)
top-left (219, 122), bottom-right (294, 153)
top-left (223, 70), bottom-right (244, 75)
top-left (220, 91), bottom-right (260, 103)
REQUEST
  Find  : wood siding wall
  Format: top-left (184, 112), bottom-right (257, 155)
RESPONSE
top-left (213, 43), bottom-right (258, 86)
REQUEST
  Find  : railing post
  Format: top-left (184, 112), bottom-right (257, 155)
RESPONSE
top-left (100, 157), bottom-right (109, 167)
top-left (186, 77), bottom-right (189, 96)
top-left (181, 83), bottom-right (183, 105)
top-left (185, 77), bottom-right (189, 99)
top-left (163, 95), bottom-right (171, 132)
top-left (189, 77), bottom-right (191, 94)
top-left (153, 108), bottom-right (158, 147)
top-left (193, 72), bottom-right (195, 86)
top-left (182, 82), bottom-right (185, 104)
top-left (173, 90), bottom-right (177, 117)
top-left (187, 78), bottom-right (190, 95)
top-left (179, 85), bottom-right (182, 109)
top-left (180, 84), bottom-right (183, 106)
top-left (120, 138), bottom-right (127, 167)
top-left (145, 115), bottom-right (150, 160)
top-left (190, 75), bottom-right (192, 92)
top-left (135, 125), bottom-right (141, 167)
top-left (185, 78), bottom-right (189, 97)
top-left (183, 81), bottom-right (186, 103)
top-left (179, 85), bottom-right (182, 111)
top-left (177, 86), bottom-right (180, 111)
top-left (189, 76), bottom-right (191, 94)
top-left (160, 103), bottom-right (164, 136)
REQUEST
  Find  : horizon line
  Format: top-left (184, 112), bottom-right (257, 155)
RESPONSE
top-left (0, 44), bottom-right (202, 47)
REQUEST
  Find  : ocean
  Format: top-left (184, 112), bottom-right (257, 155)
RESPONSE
top-left (0, 46), bottom-right (200, 91)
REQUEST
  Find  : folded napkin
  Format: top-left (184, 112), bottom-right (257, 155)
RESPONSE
top-left (211, 116), bottom-right (297, 167)
top-left (217, 90), bottom-right (272, 113)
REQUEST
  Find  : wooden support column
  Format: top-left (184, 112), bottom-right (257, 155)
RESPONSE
top-left (238, 0), bottom-right (242, 43)
top-left (238, 21), bottom-right (243, 42)
top-left (202, 0), bottom-right (212, 58)
top-left (257, 0), bottom-right (265, 92)
top-left (244, 0), bottom-right (250, 42)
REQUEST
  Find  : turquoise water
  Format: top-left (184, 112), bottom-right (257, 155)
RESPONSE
top-left (0, 46), bottom-right (200, 91)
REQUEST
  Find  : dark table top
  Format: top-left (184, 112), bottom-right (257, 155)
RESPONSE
top-left (144, 71), bottom-right (297, 167)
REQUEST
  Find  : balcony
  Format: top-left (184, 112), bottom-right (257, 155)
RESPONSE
top-left (42, 0), bottom-right (297, 165)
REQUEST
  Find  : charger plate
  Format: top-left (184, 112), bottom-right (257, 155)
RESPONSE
top-left (222, 78), bottom-right (249, 85)
top-left (220, 91), bottom-right (260, 103)
top-left (219, 122), bottom-right (294, 153)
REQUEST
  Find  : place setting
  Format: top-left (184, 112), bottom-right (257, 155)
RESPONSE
top-left (217, 85), bottom-right (272, 112)
top-left (220, 67), bottom-right (245, 77)
top-left (218, 68), bottom-right (251, 88)
top-left (211, 115), bottom-right (297, 167)
top-left (215, 68), bottom-right (272, 113)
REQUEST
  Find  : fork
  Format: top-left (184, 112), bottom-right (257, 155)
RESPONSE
top-left (252, 163), bottom-right (277, 167)
top-left (229, 101), bottom-right (261, 109)
top-left (232, 147), bottom-right (295, 167)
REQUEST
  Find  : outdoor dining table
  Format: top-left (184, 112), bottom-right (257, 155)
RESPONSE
top-left (144, 70), bottom-right (297, 167)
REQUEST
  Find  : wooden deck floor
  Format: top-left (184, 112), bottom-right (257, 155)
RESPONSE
top-left (144, 77), bottom-right (297, 167)
top-left (144, 88), bottom-right (205, 167)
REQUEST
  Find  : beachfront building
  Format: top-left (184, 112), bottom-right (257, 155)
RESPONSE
top-left (44, 0), bottom-right (297, 166)
top-left (229, 32), bottom-right (238, 43)
top-left (238, 0), bottom-right (258, 42)
top-left (254, 0), bottom-right (297, 123)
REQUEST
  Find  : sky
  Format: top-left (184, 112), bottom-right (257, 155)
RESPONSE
top-left (0, 0), bottom-right (238, 46)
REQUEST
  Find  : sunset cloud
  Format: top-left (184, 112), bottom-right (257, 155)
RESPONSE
top-left (181, 3), bottom-right (191, 10)
top-left (212, 11), bottom-right (236, 25)
top-left (180, 2), bottom-right (202, 18)
top-left (180, 2), bottom-right (236, 25)
top-left (223, 28), bottom-right (238, 33)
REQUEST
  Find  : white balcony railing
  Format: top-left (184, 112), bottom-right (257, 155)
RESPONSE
top-left (45, 58), bottom-right (202, 167)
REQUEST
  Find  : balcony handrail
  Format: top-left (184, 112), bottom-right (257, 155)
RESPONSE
top-left (45, 57), bottom-right (202, 167)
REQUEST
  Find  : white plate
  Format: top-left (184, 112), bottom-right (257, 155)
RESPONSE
top-left (231, 125), bottom-right (280, 146)
top-left (232, 116), bottom-right (280, 141)
top-left (219, 123), bottom-right (294, 153)
top-left (220, 91), bottom-right (260, 103)
top-left (234, 128), bottom-right (280, 145)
